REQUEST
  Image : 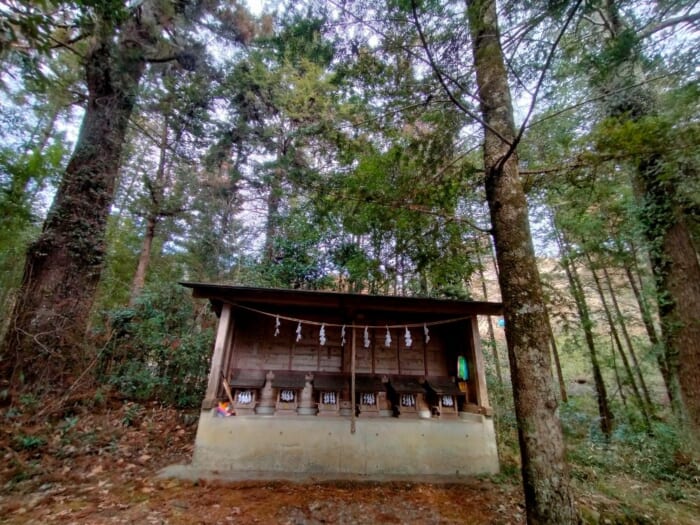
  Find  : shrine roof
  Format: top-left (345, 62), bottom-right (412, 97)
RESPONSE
top-left (271, 371), bottom-right (309, 389)
top-left (388, 376), bottom-right (426, 394)
top-left (425, 377), bottom-right (465, 396)
top-left (313, 374), bottom-right (348, 391)
top-left (229, 369), bottom-right (266, 389)
top-left (354, 375), bottom-right (386, 392)
top-left (180, 283), bottom-right (503, 320)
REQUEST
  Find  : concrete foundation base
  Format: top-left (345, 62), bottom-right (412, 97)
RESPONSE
top-left (181, 410), bottom-right (499, 481)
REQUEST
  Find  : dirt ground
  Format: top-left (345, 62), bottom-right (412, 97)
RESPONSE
top-left (3, 399), bottom-right (699, 524)
top-left (1, 400), bottom-right (527, 525)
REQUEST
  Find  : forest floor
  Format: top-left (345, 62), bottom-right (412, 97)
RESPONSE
top-left (1, 397), bottom-right (699, 525)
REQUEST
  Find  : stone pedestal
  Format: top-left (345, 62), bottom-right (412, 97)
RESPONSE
top-left (190, 411), bottom-right (500, 479)
top-left (256, 371), bottom-right (276, 415)
top-left (297, 373), bottom-right (317, 416)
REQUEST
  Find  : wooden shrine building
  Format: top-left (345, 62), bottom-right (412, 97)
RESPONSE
top-left (181, 284), bottom-right (503, 480)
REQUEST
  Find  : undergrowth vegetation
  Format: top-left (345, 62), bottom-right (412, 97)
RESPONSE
top-left (97, 284), bottom-right (215, 408)
top-left (485, 341), bottom-right (700, 523)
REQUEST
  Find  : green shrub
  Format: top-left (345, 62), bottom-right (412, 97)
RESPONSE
top-left (100, 284), bottom-right (215, 408)
top-left (122, 402), bottom-right (143, 427)
top-left (563, 398), bottom-right (699, 484)
top-left (12, 434), bottom-right (46, 451)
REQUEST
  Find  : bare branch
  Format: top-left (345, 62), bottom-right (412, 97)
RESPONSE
top-left (410, 0), bottom-right (513, 147)
top-left (638, 11), bottom-right (700, 39)
top-left (325, 0), bottom-right (478, 105)
top-left (496, 0), bottom-right (584, 171)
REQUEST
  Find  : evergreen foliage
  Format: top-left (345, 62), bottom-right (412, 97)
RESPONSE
top-left (99, 283), bottom-right (214, 408)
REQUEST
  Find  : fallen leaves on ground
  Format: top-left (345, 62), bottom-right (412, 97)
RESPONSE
top-left (1, 399), bottom-right (525, 524)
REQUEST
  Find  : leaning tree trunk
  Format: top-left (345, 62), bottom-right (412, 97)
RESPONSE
top-left (1, 32), bottom-right (146, 392)
top-left (618, 239), bottom-right (675, 407)
top-left (129, 214), bottom-right (158, 305)
top-left (545, 306), bottom-right (568, 403)
top-left (467, 1), bottom-right (577, 522)
top-left (129, 116), bottom-right (171, 304)
top-left (610, 333), bottom-right (629, 410)
top-left (556, 229), bottom-right (614, 438)
top-left (587, 254), bottom-right (651, 432)
top-left (601, 265), bottom-right (653, 410)
top-left (263, 140), bottom-right (286, 263)
top-left (474, 239), bottom-right (503, 386)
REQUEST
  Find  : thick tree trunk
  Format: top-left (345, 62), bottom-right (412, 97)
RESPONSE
top-left (467, 1), bottom-right (577, 522)
top-left (639, 162), bottom-right (700, 434)
top-left (598, 0), bottom-right (700, 437)
top-left (1, 32), bottom-right (145, 390)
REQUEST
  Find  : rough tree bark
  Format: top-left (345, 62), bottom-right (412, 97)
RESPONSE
top-left (1, 23), bottom-right (147, 391)
top-left (639, 162), bottom-right (700, 434)
top-left (466, 1), bottom-right (577, 521)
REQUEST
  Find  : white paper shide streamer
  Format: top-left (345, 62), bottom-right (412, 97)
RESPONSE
top-left (319, 323), bottom-right (327, 346)
top-left (234, 303), bottom-right (470, 349)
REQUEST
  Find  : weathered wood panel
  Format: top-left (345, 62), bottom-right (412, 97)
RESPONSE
top-left (230, 312), bottom-right (451, 379)
top-left (398, 344), bottom-right (425, 375)
top-left (291, 345), bottom-right (318, 371)
top-left (318, 345), bottom-right (342, 372)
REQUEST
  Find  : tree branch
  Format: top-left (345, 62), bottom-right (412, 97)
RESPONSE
top-left (410, 0), bottom-right (513, 148)
top-left (496, 0), bottom-right (584, 171)
top-left (48, 33), bottom-right (87, 57)
top-left (527, 72), bottom-right (675, 129)
top-left (639, 11), bottom-right (700, 39)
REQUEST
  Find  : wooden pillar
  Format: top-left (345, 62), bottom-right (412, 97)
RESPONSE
top-left (470, 316), bottom-right (492, 415)
top-left (202, 303), bottom-right (234, 410)
top-left (351, 324), bottom-right (356, 434)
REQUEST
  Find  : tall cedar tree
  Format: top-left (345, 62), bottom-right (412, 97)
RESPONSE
top-left (1, 1), bottom-right (255, 392)
top-left (466, 0), bottom-right (577, 521)
top-left (597, 1), bottom-right (700, 435)
top-left (1, 11), bottom-right (150, 391)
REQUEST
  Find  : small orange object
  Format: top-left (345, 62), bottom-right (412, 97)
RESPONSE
top-left (216, 401), bottom-right (232, 416)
